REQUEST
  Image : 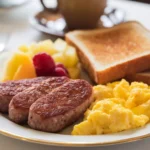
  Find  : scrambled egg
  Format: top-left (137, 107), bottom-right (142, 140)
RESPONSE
top-left (72, 79), bottom-right (150, 135)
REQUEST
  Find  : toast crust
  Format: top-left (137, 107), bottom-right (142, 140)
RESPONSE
top-left (66, 21), bottom-right (150, 84)
top-left (126, 71), bottom-right (150, 84)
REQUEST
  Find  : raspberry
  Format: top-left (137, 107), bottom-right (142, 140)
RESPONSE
top-left (33, 53), bottom-right (55, 76)
top-left (55, 67), bottom-right (68, 77)
top-left (56, 63), bottom-right (69, 75)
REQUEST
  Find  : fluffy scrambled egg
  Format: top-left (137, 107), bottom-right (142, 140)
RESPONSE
top-left (72, 79), bottom-right (150, 135)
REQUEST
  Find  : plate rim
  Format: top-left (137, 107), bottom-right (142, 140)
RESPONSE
top-left (0, 122), bottom-right (150, 147)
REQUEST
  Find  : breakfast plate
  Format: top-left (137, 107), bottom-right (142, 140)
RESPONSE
top-left (0, 51), bottom-right (150, 147)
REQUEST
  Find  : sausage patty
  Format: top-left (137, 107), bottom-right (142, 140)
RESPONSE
top-left (0, 77), bottom-right (48, 113)
top-left (9, 77), bottom-right (69, 124)
top-left (28, 79), bottom-right (93, 132)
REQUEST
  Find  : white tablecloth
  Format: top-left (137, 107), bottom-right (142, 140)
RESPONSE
top-left (0, 0), bottom-right (150, 149)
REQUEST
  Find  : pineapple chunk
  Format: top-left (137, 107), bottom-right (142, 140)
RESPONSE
top-left (65, 46), bottom-right (78, 67)
top-left (54, 39), bottom-right (68, 53)
top-left (36, 40), bottom-right (56, 55)
top-left (28, 40), bottom-right (56, 57)
top-left (52, 52), bottom-right (66, 66)
top-left (68, 66), bottom-right (80, 79)
top-left (19, 45), bottom-right (29, 53)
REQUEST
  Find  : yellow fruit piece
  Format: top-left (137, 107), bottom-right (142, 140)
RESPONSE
top-left (19, 45), bottom-right (29, 53)
top-left (68, 66), bottom-right (80, 79)
top-left (52, 52), bottom-right (66, 66)
top-left (2, 52), bottom-right (36, 81)
top-left (54, 38), bottom-right (68, 53)
top-left (30, 40), bottom-right (56, 57)
top-left (64, 46), bottom-right (78, 67)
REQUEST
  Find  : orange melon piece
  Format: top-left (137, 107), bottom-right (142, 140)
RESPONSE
top-left (13, 64), bottom-right (36, 80)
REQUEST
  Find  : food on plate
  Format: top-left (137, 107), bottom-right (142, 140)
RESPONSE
top-left (33, 53), bottom-right (69, 77)
top-left (33, 53), bottom-right (56, 76)
top-left (72, 79), bottom-right (150, 135)
top-left (2, 52), bottom-right (36, 82)
top-left (67, 65), bottom-right (80, 80)
top-left (0, 77), bottom-right (48, 113)
top-left (54, 66), bottom-right (69, 77)
top-left (28, 79), bottom-right (93, 132)
top-left (126, 71), bottom-right (150, 85)
top-left (9, 77), bottom-right (70, 124)
top-left (0, 39), bottom-right (80, 82)
top-left (19, 40), bottom-right (55, 56)
top-left (66, 21), bottom-right (150, 84)
top-left (19, 39), bottom-right (80, 79)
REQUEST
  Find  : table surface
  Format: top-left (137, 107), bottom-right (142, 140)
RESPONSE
top-left (0, 0), bottom-right (150, 149)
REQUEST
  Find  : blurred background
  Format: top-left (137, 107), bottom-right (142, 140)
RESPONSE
top-left (132, 0), bottom-right (150, 3)
top-left (0, 0), bottom-right (150, 51)
top-left (0, 0), bottom-right (150, 8)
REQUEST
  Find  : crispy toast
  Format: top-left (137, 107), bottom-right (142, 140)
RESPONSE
top-left (66, 21), bottom-right (150, 84)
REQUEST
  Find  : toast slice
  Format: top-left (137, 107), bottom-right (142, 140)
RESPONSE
top-left (66, 21), bottom-right (150, 84)
top-left (126, 71), bottom-right (150, 85)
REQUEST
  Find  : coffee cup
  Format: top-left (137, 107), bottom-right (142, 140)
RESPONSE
top-left (40, 0), bottom-right (107, 30)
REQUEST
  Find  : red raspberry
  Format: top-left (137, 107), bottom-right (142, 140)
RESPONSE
top-left (55, 67), bottom-right (68, 77)
top-left (33, 53), bottom-right (55, 76)
top-left (56, 63), bottom-right (69, 75)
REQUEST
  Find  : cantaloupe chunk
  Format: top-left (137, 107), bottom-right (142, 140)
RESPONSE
top-left (13, 64), bottom-right (36, 80)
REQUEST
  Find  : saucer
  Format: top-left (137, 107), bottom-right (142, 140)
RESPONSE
top-left (30, 7), bottom-right (125, 37)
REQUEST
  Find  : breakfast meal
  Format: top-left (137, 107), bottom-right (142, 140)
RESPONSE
top-left (1, 21), bottom-right (150, 136)
top-left (66, 21), bottom-right (150, 84)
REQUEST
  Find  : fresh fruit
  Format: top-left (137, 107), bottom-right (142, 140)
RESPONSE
top-left (2, 52), bottom-right (36, 81)
top-left (54, 39), bottom-right (68, 53)
top-left (33, 53), bottom-right (55, 76)
top-left (52, 52), bottom-right (66, 66)
top-left (55, 67), bottom-right (68, 77)
top-left (64, 46), bottom-right (78, 67)
top-left (68, 66), bottom-right (80, 79)
top-left (33, 40), bottom-right (56, 56)
top-left (56, 63), bottom-right (69, 75)
top-left (13, 64), bottom-right (36, 80)
top-left (17, 39), bottom-right (80, 79)
top-left (0, 52), bottom-right (13, 81)
top-left (19, 40), bottom-right (57, 57)
top-left (19, 45), bottom-right (29, 53)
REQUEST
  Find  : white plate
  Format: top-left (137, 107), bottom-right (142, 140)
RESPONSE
top-left (0, 52), bottom-right (150, 147)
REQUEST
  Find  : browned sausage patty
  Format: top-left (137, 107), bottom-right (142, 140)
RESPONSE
top-left (9, 77), bottom-right (69, 124)
top-left (28, 79), bottom-right (93, 132)
top-left (0, 77), bottom-right (48, 113)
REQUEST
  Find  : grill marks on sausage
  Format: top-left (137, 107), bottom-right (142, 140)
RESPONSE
top-left (32, 80), bottom-right (92, 118)
top-left (9, 77), bottom-right (69, 123)
top-left (0, 77), bottom-right (48, 112)
top-left (28, 80), bottom-right (93, 132)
